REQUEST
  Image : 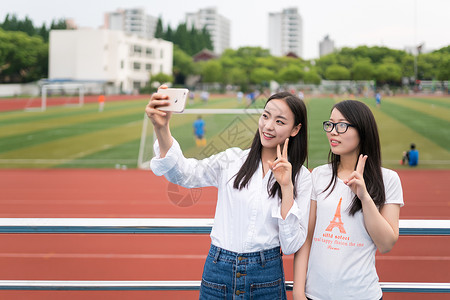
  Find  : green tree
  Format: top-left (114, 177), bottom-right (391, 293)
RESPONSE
top-left (172, 46), bottom-right (194, 84)
top-left (250, 67), bottom-right (275, 85)
top-left (303, 70), bottom-right (321, 85)
top-left (325, 65), bottom-right (350, 80)
top-left (437, 56), bottom-right (450, 80)
top-left (375, 63), bottom-right (402, 84)
top-left (278, 65), bottom-right (304, 83)
top-left (200, 60), bottom-right (222, 83)
top-left (154, 18), bottom-right (164, 39)
top-left (351, 60), bottom-right (374, 80)
top-left (400, 55), bottom-right (415, 79)
top-left (0, 29), bottom-right (47, 83)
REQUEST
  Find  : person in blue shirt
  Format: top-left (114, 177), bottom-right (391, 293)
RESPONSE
top-left (193, 115), bottom-right (206, 147)
top-left (402, 143), bottom-right (419, 166)
top-left (375, 92), bottom-right (381, 108)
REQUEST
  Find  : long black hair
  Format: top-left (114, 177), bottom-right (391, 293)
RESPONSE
top-left (323, 100), bottom-right (385, 215)
top-left (233, 92), bottom-right (308, 199)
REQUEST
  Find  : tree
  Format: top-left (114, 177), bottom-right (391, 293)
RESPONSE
top-left (226, 67), bottom-right (248, 86)
top-left (250, 67), bottom-right (275, 85)
top-left (303, 70), bottom-right (321, 85)
top-left (172, 46), bottom-right (194, 84)
top-left (200, 60), bottom-right (222, 83)
top-left (0, 29), bottom-right (48, 83)
top-left (437, 56), bottom-right (450, 80)
top-left (351, 60), bottom-right (374, 80)
top-left (375, 63), bottom-right (402, 84)
top-left (325, 65), bottom-right (350, 80)
top-left (278, 65), bottom-right (304, 83)
top-left (400, 55), bottom-right (415, 79)
top-left (154, 18), bottom-right (164, 39)
top-left (159, 22), bottom-right (213, 56)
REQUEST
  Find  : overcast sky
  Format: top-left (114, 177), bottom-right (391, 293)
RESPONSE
top-left (1, 0), bottom-right (449, 59)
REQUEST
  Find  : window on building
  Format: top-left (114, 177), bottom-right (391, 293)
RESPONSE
top-left (133, 81), bottom-right (141, 90)
top-left (145, 64), bottom-right (152, 71)
top-left (160, 49), bottom-right (164, 58)
top-left (134, 45), bottom-right (142, 55)
top-left (160, 65), bottom-right (163, 73)
top-left (146, 48), bottom-right (153, 57)
top-left (133, 62), bottom-right (141, 70)
top-left (120, 61), bottom-right (124, 69)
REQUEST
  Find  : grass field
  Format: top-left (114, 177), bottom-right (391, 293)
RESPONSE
top-left (0, 94), bottom-right (449, 169)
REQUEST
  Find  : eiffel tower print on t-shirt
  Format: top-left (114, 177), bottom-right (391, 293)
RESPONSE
top-left (325, 197), bottom-right (346, 234)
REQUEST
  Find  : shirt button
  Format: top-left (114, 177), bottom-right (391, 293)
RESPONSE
top-left (236, 290), bottom-right (244, 296)
top-left (236, 272), bottom-right (241, 278)
top-left (238, 256), bottom-right (244, 261)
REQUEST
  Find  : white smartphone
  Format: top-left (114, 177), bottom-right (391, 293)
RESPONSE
top-left (157, 88), bottom-right (189, 113)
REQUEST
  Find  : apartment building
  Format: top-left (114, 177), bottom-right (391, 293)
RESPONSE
top-left (186, 7), bottom-right (231, 54)
top-left (49, 29), bottom-right (173, 94)
top-left (104, 8), bottom-right (157, 40)
top-left (319, 35), bottom-right (335, 57)
top-left (268, 7), bottom-right (303, 58)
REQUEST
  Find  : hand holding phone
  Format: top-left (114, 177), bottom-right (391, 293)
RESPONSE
top-left (157, 88), bottom-right (189, 113)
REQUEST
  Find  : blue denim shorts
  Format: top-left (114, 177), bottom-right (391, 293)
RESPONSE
top-left (199, 244), bottom-right (287, 300)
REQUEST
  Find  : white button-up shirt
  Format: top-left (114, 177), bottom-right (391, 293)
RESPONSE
top-left (150, 138), bottom-right (311, 255)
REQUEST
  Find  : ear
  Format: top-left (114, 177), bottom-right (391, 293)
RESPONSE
top-left (290, 123), bottom-right (301, 137)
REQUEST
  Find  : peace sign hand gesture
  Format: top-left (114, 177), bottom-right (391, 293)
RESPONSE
top-left (344, 154), bottom-right (370, 202)
top-left (268, 138), bottom-right (293, 188)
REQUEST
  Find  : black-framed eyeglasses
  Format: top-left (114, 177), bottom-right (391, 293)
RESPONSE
top-left (323, 121), bottom-right (355, 133)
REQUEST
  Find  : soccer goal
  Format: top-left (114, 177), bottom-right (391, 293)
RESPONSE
top-left (137, 108), bottom-right (263, 169)
top-left (25, 84), bottom-right (85, 112)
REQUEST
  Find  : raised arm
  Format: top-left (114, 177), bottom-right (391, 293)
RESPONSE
top-left (344, 155), bottom-right (401, 253)
top-left (145, 85), bottom-right (173, 157)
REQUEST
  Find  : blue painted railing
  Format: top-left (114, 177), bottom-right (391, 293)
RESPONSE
top-left (0, 218), bottom-right (448, 293)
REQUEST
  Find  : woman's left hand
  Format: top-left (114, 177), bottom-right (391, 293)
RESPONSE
top-left (344, 154), bottom-right (370, 201)
top-left (269, 138), bottom-right (293, 188)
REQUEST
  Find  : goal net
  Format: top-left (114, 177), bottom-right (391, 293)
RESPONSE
top-left (25, 84), bottom-right (85, 111)
top-left (138, 108), bottom-right (263, 169)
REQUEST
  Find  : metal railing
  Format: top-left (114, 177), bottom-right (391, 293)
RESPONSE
top-left (0, 218), bottom-right (448, 235)
top-left (1, 218), bottom-right (449, 293)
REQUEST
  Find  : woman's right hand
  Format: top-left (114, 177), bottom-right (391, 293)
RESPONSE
top-left (145, 85), bottom-right (172, 129)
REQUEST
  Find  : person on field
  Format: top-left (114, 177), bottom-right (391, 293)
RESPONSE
top-left (98, 94), bottom-right (105, 112)
top-left (375, 91), bottom-right (381, 108)
top-left (293, 100), bottom-right (403, 300)
top-left (401, 143), bottom-right (419, 167)
top-left (193, 115), bottom-right (206, 147)
top-left (146, 86), bottom-right (312, 299)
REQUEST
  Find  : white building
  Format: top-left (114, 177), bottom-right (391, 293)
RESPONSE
top-left (186, 7), bottom-right (230, 54)
top-left (319, 35), bottom-right (335, 57)
top-left (268, 7), bottom-right (303, 58)
top-left (49, 29), bottom-right (173, 94)
top-left (104, 8), bottom-right (157, 40)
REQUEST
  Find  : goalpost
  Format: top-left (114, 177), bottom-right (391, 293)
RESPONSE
top-left (137, 108), bottom-right (263, 169)
top-left (26, 84), bottom-right (85, 112)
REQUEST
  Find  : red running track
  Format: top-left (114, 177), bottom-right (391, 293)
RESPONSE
top-left (0, 95), bottom-right (150, 112)
top-left (0, 169), bottom-right (449, 300)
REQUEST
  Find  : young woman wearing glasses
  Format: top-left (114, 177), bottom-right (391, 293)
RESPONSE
top-left (293, 100), bottom-right (403, 300)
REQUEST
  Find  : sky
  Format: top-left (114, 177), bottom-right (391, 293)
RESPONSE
top-left (1, 0), bottom-right (449, 59)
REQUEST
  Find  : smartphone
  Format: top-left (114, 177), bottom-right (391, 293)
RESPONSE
top-left (157, 88), bottom-right (189, 113)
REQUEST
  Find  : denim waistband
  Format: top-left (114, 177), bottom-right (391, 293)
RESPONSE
top-left (208, 244), bottom-right (282, 265)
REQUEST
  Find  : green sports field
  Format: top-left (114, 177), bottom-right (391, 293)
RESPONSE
top-left (0, 95), bottom-right (449, 169)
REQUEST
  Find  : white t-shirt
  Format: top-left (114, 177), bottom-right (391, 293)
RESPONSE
top-left (306, 164), bottom-right (403, 300)
top-left (150, 138), bottom-right (312, 255)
